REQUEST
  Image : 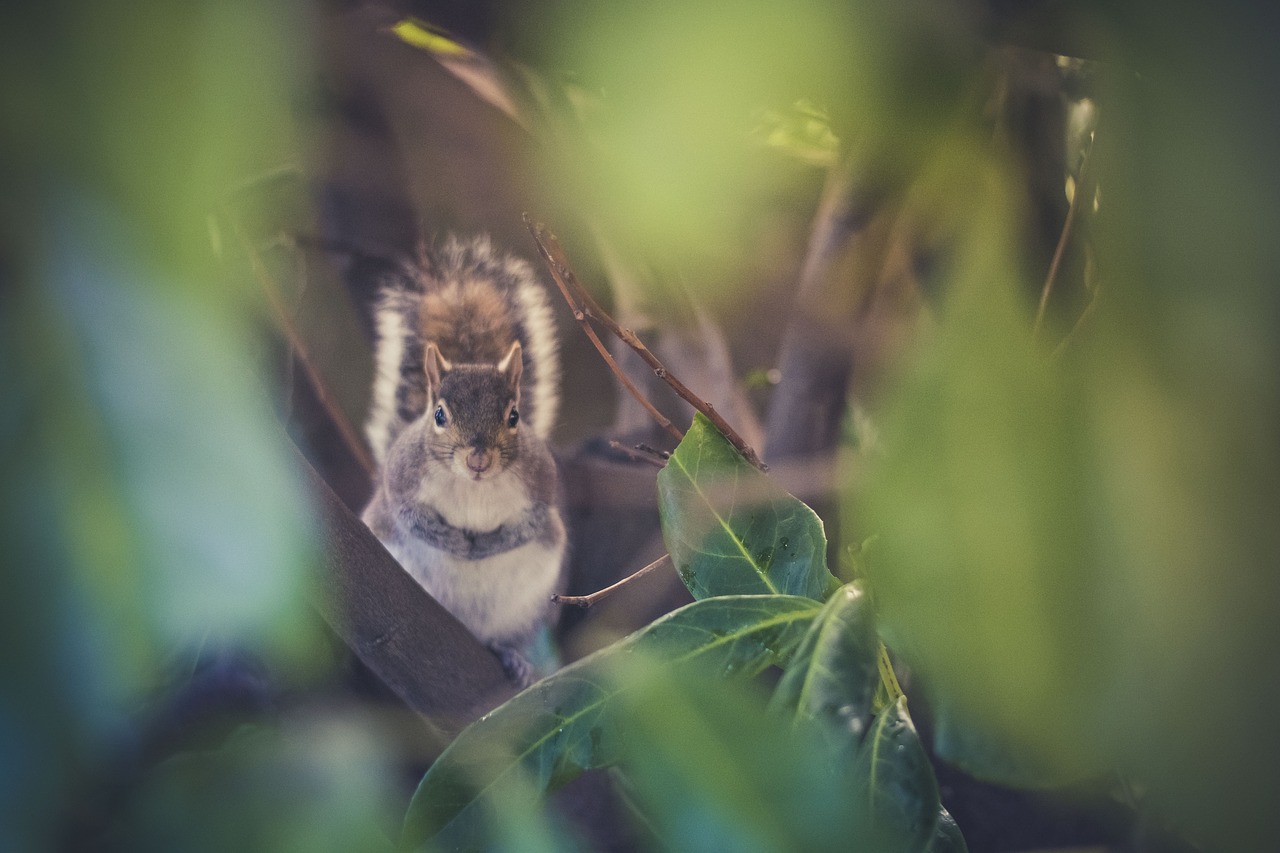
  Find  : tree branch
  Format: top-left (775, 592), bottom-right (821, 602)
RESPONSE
top-left (229, 217), bottom-right (377, 479)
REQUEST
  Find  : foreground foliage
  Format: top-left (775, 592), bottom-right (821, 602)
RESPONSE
top-left (402, 416), bottom-right (964, 852)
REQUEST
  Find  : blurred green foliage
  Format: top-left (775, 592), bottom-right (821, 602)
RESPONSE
top-left (846, 7), bottom-right (1280, 853)
top-left (405, 421), bottom-right (957, 851)
top-left (506, 0), bottom-right (983, 282)
top-left (4, 0), bottom-right (1278, 850)
top-left (1, 2), bottom-right (399, 850)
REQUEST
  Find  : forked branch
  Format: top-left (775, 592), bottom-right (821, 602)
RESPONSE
top-left (524, 215), bottom-right (767, 471)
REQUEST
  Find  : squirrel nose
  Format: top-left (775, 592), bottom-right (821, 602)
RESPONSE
top-left (466, 448), bottom-right (492, 474)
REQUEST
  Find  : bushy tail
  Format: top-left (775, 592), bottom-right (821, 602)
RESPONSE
top-left (364, 235), bottom-right (560, 466)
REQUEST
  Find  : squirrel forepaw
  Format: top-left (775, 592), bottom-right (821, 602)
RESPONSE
top-left (491, 643), bottom-right (535, 689)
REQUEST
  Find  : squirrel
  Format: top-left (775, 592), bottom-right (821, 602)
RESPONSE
top-left (360, 234), bottom-right (566, 687)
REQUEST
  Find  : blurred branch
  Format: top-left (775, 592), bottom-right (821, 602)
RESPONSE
top-left (764, 161), bottom-right (865, 462)
top-left (526, 215), bottom-right (767, 471)
top-left (384, 17), bottom-right (532, 130)
top-left (1035, 130), bottom-right (1098, 338)
top-left (229, 218), bottom-right (376, 479)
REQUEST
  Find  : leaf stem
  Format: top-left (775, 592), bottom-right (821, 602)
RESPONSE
top-left (873, 642), bottom-right (905, 714)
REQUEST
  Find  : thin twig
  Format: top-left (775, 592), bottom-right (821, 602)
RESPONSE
top-left (523, 216), bottom-right (683, 442)
top-left (229, 216), bottom-right (377, 479)
top-left (524, 215), bottom-right (768, 471)
top-left (1035, 132), bottom-right (1098, 337)
top-left (553, 554), bottom-right (672, 609)
top-left (607, 440), bottom-right (669, 468)
top-left (634, 443), bottom-right (671, 462)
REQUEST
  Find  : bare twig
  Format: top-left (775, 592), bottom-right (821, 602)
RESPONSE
top-left (228, 217), bottom-right (377, 478)
top-left (523, 216), bottom-right (683, 443)
top-left (607, 440), bottom-right (669, 468)
top-left (1035, 132), bottom-right (1098, 337)
top-left (634, 443), bottom-right (671, 462)
top-left (524, 215), bottom-right (768, 471)
top-left (553, 554), bottom-right (672, 609)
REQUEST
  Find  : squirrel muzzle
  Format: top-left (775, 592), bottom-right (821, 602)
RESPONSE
top-left (465, 446), bottom-right (496, 476)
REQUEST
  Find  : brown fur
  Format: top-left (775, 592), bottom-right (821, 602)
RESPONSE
top-left (419, 278), bottom-right (516, 365)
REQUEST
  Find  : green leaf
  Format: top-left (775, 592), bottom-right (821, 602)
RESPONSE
top-left (401, 595), bottom-right (820, 851)
top-left (658, 413), bottom-right (839, 601)
top-left (769, 582), bottom-right (880, 756)
top-left (851, 697), bottom-right (941, 853)
top-left (610, 663), bottom-right (864, 853)
top-left (925, 809), bottom-right (968, 853)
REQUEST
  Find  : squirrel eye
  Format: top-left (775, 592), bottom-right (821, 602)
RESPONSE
top-left (507, 407), bottom-right (520, 428)
top-left (433, 405), bottom-right (447, 427)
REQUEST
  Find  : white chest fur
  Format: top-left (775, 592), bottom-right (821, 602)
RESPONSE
top-left (421, 468), bottom-right (533, 532)
top-left (389, 469), bottom-right (565, 645)
top-left (388, 534), bottom-right (563, 644)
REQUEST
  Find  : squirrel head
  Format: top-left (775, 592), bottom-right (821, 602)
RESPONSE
top-left (424, 340), bottom-right (523, 481)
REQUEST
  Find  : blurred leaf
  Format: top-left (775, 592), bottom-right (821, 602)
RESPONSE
top-left (511, 0), bottom-right (983, 287)
top-left (749, 100), bottom-right (840, 167)
top-left (0, 2), bottom-right (364, 849)
top-left (931, 698), bottom-right (1065, 789)
top-left (390, 19), bottom-right (472, 57)
top-left (402, 595), bottom-right (819, 850)
top-left (851, 8), bottom-right (1280, 847)
top-left (852, 141), bottom-right (1106, 788)
top-left (769, 582), bottom-right (880, 755)
top-left (658, 413), bottom-right (839, 601)
top-left (850, 697), bottom-right (941, 853)
top-left (116, 720), bottom-right (398, 853)
top-left (610, 660), bottom-right (862, 853)
top-left (49, 205), bottom-right (322, 675)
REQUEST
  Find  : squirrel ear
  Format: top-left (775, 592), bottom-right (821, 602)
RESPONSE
top-left (498, 341), bottom-right (523, 396)
top-left (424, 343), bottom-right (452, 397)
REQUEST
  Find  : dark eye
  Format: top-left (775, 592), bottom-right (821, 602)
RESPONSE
top-left (434, 405), bottom-right (447, 427)
top-left (507, 407), bottom-right (520, 428)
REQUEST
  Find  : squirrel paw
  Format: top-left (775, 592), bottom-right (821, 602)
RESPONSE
top-left (491, 644), bottom-right (535, 689)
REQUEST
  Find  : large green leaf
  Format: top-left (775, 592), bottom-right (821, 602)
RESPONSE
top-left (925, 809), bottom-right (968, 853)
top-left (770, 585), bottom-right (965, 852)
top-left (658, 413), bottom-right (840, 601)
top-left (608, 663), bottom-right (865, 853)
top-left (401, 595), bottom-right (820, 851)
top-left (769, 582), bottom-right (880, 754)
top-left (850, 697), bottom-right (942, 853)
